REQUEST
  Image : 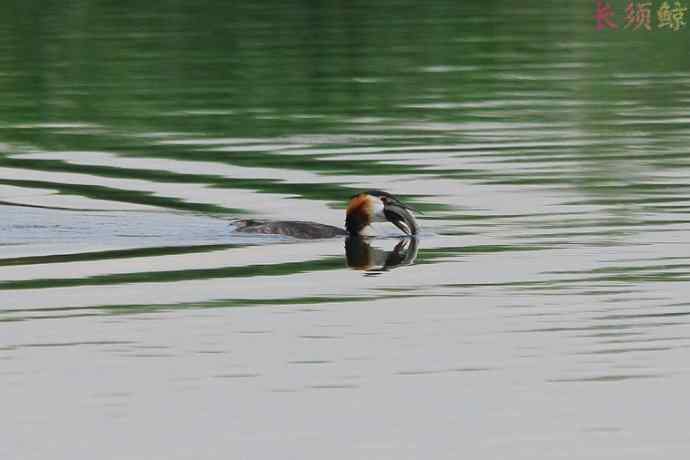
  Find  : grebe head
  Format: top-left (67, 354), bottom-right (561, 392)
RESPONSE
top-left (345, 190), bottom-right (420, 236)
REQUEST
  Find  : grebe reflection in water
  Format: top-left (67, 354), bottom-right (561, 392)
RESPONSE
top-left (232, 190), bottom-right (420, 239)
top-left (345, 236), bottom-right (418, 273)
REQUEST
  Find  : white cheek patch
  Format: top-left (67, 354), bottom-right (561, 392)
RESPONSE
top-left (371, 199), bottom-right (386, 222)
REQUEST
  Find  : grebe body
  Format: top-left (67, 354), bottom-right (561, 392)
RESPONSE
top-left (232, 219), bottom-right (347, 238)
top-left (232, 190), bottom-right (419, 239)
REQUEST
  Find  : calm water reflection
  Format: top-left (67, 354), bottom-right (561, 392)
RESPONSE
top-left (345, 237), bottom-right (419, 273)
top-left (2, 0), bottom-right (690, 459)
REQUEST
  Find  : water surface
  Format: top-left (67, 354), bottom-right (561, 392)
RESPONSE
top-left (2, 1), bottom-right (690, 459)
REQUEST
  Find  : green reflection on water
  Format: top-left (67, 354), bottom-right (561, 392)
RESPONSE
top-left (0, 256), bottom-right (345, 290)
top-left (0, 0), bottom-right (687, 214)
top-left (0, 0), bottom-right (689, 303)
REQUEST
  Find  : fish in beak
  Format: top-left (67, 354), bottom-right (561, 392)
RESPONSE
top-left (382, 197), bottom-right (420, 236)
top-left (384, 204), bottom-right (417, 236)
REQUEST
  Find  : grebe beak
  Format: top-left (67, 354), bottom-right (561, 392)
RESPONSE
top-left (383, 198), bottom-right (419, 236)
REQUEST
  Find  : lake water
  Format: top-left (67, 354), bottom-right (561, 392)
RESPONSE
top-left (2, 1), bottom-right (690, 458)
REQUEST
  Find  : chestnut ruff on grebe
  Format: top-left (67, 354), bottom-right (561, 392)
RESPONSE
top-left (232, 190), bottom-right (420, 239)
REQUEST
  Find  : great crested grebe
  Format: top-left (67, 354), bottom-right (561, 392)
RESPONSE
top-left (232, 190), bottom-right (420, 239)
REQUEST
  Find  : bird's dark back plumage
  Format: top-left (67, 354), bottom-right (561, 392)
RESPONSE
top-left (232, 219), bottom-right (347, 239)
